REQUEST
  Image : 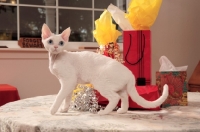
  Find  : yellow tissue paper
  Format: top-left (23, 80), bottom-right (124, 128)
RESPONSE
top-left (93, 10), bottom-right (121, 45)
top-left (126, 0), bottom-right (162, 30)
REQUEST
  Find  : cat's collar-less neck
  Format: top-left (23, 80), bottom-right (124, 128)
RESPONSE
top-left (49, 52), bottom-right (59, 66)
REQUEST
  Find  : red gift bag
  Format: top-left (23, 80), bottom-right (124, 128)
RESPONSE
top-left (96, 85), bottom-right (161, 110)
top-left (123, 30), bottom-right (151, 85)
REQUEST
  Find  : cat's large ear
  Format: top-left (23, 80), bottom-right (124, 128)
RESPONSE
top-left (61, 27), bottom-right (71, 42)
top-left (41, 24), bottom-right (52, 40)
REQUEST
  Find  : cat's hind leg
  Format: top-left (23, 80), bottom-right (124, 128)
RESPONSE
top-left (117, 89), bottom-right (129, 114)
top-left (98, 91), bottom-right (120, 115)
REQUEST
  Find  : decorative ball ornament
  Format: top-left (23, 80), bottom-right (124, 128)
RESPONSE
top-left (70, 84), bottom-right (101, 113)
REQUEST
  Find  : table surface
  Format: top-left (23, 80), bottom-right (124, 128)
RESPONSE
top-left (0, 92), bottom-right (200, 132)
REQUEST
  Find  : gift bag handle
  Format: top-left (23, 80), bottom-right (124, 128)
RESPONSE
top-left (125, 33), bottom-right (145, 65)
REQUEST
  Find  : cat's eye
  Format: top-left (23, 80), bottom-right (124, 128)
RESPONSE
top-left (59, 41), bottom-right (64, 46)
top-left (48, 39), bottom-right (53, 44)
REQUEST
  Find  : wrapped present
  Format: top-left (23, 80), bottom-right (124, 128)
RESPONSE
top-left (156, 56), bottom-right (188, 107)
top-left (96, 85), bottom-right (161, 110)
top-left (93, 10), bottom-right (124, 63)
top-left (156, 71), bottom-right (188, 107)
top-left (97, 42), bottom-right (124, 63)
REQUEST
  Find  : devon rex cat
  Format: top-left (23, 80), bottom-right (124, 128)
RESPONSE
top-left (41, 24), bottom-right (168, 115)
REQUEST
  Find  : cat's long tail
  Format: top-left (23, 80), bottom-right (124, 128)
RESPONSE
top-left (127, 78), bottom-right (169, 108)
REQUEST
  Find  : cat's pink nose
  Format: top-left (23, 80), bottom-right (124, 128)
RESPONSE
top-left (54, 46), bottom-right (58, 49)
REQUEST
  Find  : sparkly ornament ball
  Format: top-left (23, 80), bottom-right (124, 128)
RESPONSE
top-left (70, 84), bottom-right (101, 113)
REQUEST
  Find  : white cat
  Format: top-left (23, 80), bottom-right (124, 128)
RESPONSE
top-left (41, 24), bottom-right (169, 115)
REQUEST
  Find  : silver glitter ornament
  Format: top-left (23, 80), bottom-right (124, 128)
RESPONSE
top-left (70, 84), bottom-right (101, 113)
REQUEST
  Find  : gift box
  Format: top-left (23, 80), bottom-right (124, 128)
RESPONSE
top-left (97, 42), bottom-right (124, 63)
top-left (156, 71), bottom-right (188, 107)
top-left (93, 10), bottom-right (124, 64)
top-left (123, 30), bottom-right (151, 85)
top-left (96, 85), bottom-right (161, 110)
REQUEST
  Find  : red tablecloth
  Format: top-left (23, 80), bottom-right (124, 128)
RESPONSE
top-left (0, 84), bottom-right (20, 106)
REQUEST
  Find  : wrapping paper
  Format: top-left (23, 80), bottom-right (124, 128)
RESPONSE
top-left (159, 56), bottom-right (188, 71)
top-left (107, 0), bottom-right (162, 30)
top-left (107, 4), bottom-right (133, 30)
top-left (156, 71), bottom-right (188, 107)
top-left (96, 85), bottom-right (161, 110)
top-left (93, 10), bottom-right (121, 45)
top-left (96, 42), bottom-right (124, 63)
top-left (126, 0), bottom-right (163, 30)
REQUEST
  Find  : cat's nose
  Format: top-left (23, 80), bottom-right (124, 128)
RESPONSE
top-left (54, 46), bottom-right (58, 49)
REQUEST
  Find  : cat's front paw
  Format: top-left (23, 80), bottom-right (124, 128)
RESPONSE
top-left (50, 107), bottom-right (57, 115)
top-left (60, 107), bottom-right (69, 113)
top-left (117, 108), bottom-right (127, 114)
